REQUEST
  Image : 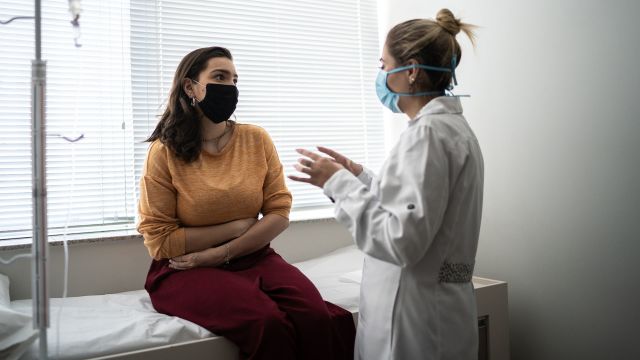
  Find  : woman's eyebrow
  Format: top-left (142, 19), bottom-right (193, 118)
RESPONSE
top-left (209, 69), bottom-right (239, 79)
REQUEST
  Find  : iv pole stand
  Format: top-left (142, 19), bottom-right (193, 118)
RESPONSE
top-left (31, 0), bottom-right (50, 358)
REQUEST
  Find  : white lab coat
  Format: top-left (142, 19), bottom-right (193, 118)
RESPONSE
top-left (324, 96), bottom-right (484, 360)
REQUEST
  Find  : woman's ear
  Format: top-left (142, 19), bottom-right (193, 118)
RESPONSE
top-left (182, 78), bottom-right (194, 98)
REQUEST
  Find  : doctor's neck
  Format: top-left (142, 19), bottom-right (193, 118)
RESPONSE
top-left (402, 96), bottom-right (435, 120)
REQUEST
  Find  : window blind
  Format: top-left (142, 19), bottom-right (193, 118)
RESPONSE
top-left (130, 0), bottom-right (384, 213)
top-left (0, 0), bottom-right (383, 241)
top-left (0, 0), bottom-right (136, 240)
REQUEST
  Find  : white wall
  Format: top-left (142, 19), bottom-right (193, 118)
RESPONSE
top-left (378, 0), bottom-right (640, 359)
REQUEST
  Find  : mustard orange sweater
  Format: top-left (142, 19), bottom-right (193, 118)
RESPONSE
top-left (137, 124), bottom-right (292, 260)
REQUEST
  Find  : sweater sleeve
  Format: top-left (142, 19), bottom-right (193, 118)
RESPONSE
top-left (137, 141), bottom-right (186, 260)
top-left (260, 130), bottom-right (292, 219)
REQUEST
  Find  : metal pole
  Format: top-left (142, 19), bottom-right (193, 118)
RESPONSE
top-left (31, 0), bottom-right (49, 358)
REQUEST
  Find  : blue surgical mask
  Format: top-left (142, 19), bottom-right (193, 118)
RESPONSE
top-left (375, 59), bottom-right (457, 113)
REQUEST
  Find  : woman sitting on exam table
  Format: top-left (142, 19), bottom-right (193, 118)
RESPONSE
top-left (137, 46), bottom-right (355, 360)
top-left (290, 9), bottom-right (483, 360)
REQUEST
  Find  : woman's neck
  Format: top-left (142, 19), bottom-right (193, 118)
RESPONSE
top-left (201, 118), bottom-right (228, 141)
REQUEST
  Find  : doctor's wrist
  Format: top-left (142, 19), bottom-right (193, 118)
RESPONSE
top-left (352, 163), bottom-right (363, 176)
top-left (323, 168), bottom-right (352, 197)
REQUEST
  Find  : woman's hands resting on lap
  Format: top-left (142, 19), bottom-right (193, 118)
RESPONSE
top-left (169, 246), bottom-right (226, 270)
top-left (169, 217), bottom-right (257, 270)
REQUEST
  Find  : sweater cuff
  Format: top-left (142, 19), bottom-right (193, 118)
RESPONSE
top-left (166, 227), bottom-right (186, 258)
top-left (323, 169), bottom-right (362, 200)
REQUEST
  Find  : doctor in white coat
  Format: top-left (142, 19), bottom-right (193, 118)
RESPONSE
top-left (289, 9), bottom-right (482, 360)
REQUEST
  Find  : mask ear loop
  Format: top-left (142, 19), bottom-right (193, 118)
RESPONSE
top-left (450, 55), bottom-right (458, 86)
top-left (444, 56), bottom-right (470, 97)
top-left (189, 78), bottom-right (204, 106)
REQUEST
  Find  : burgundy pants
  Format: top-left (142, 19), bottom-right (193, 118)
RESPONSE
top-left (145, 246), bottom-right (355, 360)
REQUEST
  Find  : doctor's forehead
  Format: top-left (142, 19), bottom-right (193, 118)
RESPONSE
top-left (380, 45), bottom-right (393, 65)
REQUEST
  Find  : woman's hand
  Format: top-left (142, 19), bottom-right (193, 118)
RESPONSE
top-left (288, 148), bottom-right (344, 188)
top-left (233, 217), bottom-right (258, 237)
top-left (317, 146), bottom-right (363, 177)
top-left (169, 246), bottom-right (225, 270)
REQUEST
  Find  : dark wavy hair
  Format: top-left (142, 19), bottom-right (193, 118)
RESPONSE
top-left (146, 47), bottom-right (233, 162)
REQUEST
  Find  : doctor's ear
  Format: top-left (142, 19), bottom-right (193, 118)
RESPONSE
top-left (406, 59), bottom-right (420, 85)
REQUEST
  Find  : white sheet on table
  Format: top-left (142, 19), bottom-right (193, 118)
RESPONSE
top-left (11, 291), bottom-right (213, 360)
top-left (293, 245), bottom-right (363, 313)
top-left (338, 269), bottom-right (363, 284)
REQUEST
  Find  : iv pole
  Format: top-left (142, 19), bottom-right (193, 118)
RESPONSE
top-left (0, 1), bottom-right (82, 358)
top-left (31, 0), bottom-right (50, 357)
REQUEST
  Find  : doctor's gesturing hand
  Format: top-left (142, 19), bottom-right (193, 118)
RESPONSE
top-left (289, 147), bottom-right (362, 188)
top-left (316, 146), bottom-right (363, 177)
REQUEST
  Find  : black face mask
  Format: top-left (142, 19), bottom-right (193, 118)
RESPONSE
top-left (196, 82), bottom-right (238, 123)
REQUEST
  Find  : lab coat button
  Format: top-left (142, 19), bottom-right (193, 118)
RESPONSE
top-left (407, 204), bottom-right (415, 210)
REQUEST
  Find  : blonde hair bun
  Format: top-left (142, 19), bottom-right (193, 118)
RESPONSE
top-left (436, 8), bottom-right (461, 36)
top-left (384, 11), bottom-right (477, 91)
